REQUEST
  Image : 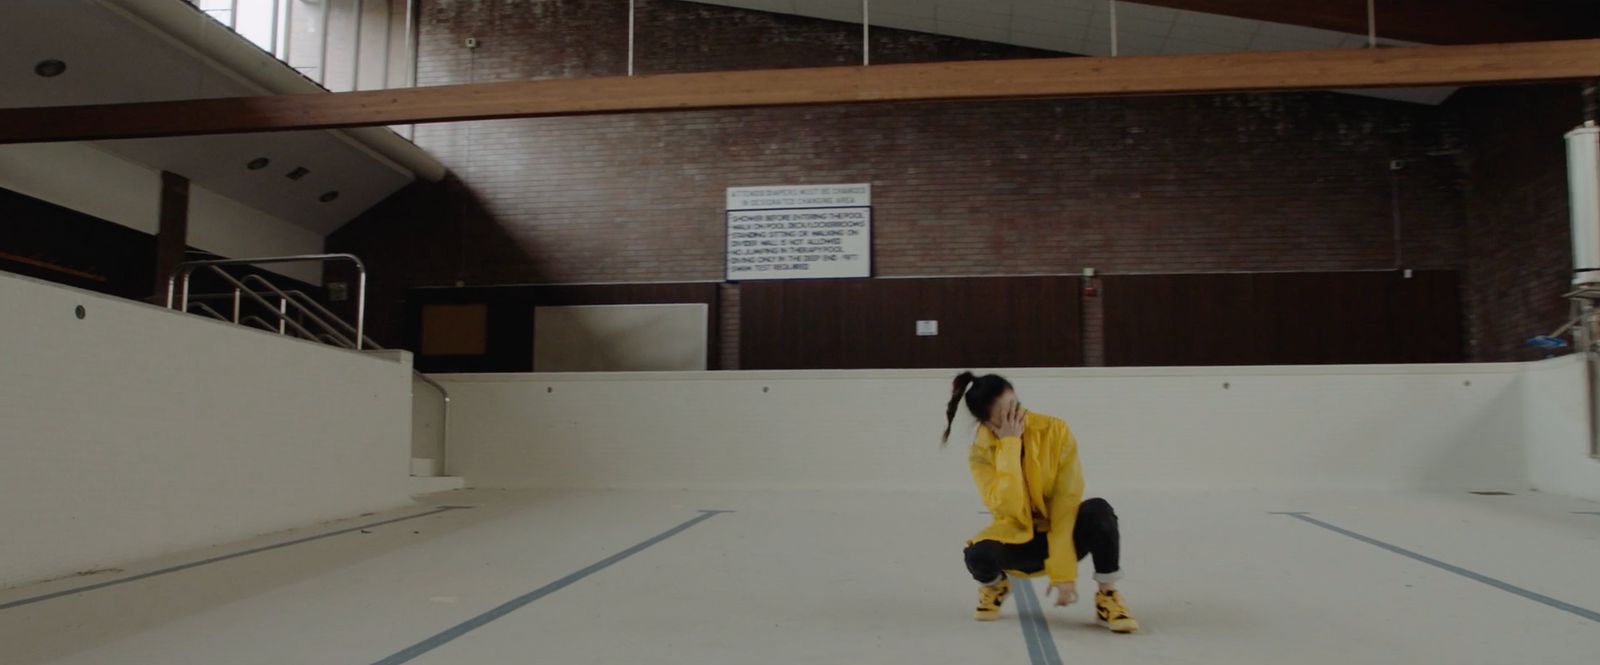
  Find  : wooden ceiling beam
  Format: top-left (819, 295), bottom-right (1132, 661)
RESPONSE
top-left (2, 40), bottom-right (1598, 144)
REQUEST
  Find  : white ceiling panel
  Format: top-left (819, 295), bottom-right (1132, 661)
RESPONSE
top-left (0, 0), bottom-right (421, 233)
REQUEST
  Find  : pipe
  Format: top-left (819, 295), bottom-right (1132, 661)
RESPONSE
top-left (1367, 0), bottom-right (1378, 48)
top-left (356, 263), bottom-right (367, 349)
top-left (169, 254), bottom-right (368, 350)
top-left (269, 0), bottom-right (280, 54)
top-left (403, 0), bottom-right (416, 87)
top-left (319, 0), bottom-right (332, 85)
top-left (241, 274), bottom-right (357, 348)
top-left (282, 0), bottom-right (293, 63)
top-left (352, 0), bottom-right (365, 90)
top-left (186, 301), bottom-right (228, 321)
top-left (861, 0), bottom-right (869, 66)
top-left (379, 0), bottom-right (392, 88)
top-left (1109, 1), bottom-right (1118, 57)
top-left (284, 289), bottom-right (384, 349)
top-left (412, 372), bottom-right (451, 474)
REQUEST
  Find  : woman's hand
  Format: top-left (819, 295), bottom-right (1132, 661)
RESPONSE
top-left (992, 402), bottom-right (1026, 439)
top-left (1046, 581), bottom-right (1078, 607)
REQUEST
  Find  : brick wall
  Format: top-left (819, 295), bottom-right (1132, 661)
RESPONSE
top-left (333, 0), bottom-right (1479, 365)
top-left (1451, 85), bottom-right (1584, 362)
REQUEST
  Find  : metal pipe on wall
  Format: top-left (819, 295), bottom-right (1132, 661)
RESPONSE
top-left (403, 0), bottom-right (417, 86)
top-left (861, 0), bottom-right (869, 66)
top-left (379, 0), bottom-right (393, 88)
top-left (319, 0), bottom-right (332, 84)
top-left (352, 0), bottom-right (366, 91)
top-left (282, 0), bottom-right (294, 63)
top-left (628, 0), bottom-right (636, 76)
top-left (1109, 1), bottom-right (1119, 57)
top-left (270, 0), bottom-right (281, 54)
top-left (1367, 0), bottom-right (1378, 48)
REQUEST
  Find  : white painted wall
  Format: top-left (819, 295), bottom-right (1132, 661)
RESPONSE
top-left (0, 143), bottom-right (160, 233)
top-left (533, 304), bottom-right (710, 372)
top-left (0, 142), bottom-right (323, 284)
top-left (437, 363), bottom-right (1529, 493)
top-left (0, 272), bottom-right (414, 587)
top-left (188, 184), bottom-right (324, 284)
top-left (1520, 355), bottom-right (1600, 502)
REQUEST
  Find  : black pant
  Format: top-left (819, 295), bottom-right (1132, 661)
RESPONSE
top-left (964, 497), bottom-right (1121, 583)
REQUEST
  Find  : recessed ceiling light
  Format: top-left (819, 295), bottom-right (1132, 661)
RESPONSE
top-left (286, 166), bottom-right (310, 180)
top-left (34, 59), bottom-right (66, 78)
top-left (246, 157), bottom-right (270, 170)
top-left (319, 191), bottom-right (340, 203)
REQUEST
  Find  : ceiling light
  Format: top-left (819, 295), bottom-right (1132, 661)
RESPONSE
top-left (286, 166), bottom-right (310, 180)
top-left (34, 59), bottom-right (66, 78)
top-left (246, 157), bottom-right (270, 170)
top-left (319, 191), bottom-right (340, 203)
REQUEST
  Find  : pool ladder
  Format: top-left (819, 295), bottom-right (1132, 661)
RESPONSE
top-left (164, 254), bottom-right (451, 475)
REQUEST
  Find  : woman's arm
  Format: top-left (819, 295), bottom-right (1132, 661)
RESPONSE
top-left (1043, 421), bottom-right (1085, 584)
top-left (969, 431), bottom-right (1031, 529)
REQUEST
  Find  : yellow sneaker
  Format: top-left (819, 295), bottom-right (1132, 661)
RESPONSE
top-left (1095, 590), bottom-right (1139, 633)
top-left (974, 578), bottom-right (1012, 621)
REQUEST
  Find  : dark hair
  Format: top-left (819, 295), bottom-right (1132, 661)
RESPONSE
top-left (942, 372), bottom-right (1014, 444)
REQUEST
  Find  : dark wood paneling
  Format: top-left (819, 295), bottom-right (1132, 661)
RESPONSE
top-left (154, 172), bottom-right (189, 298)
top-left (407, 283), bottom-right (721, 373)
top-left (0, 186), bottom-right (156, 300)
top-left (740, 277), bottom-right (1083, 370)
top-left (1102, 271), bottom-right (1465, 366)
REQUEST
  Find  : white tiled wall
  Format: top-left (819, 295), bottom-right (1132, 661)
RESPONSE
top-left (0, 273), bottom-right (415, 586)
top-left (439, 362), bottom-right (1531, 494)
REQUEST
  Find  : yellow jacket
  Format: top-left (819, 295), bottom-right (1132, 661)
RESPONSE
top-left (966, 411), bottom-right (1085, 583)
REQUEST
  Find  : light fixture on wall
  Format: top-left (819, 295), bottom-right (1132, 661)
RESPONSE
top-left (34, 59), bottom-right (66, 78)
top-left (319, 191), bottom-right (340, 203)
top-left (246, 157), bottom-right (270, 170)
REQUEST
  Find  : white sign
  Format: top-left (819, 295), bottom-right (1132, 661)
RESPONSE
top-left (726, 183), bottom-right (872, 281)
top-left (726, 207), bottom-right (872, 280)
top-left (727, 183), bottom-right (871, 211)
top-left (916, 320), bottom-right (939, 336)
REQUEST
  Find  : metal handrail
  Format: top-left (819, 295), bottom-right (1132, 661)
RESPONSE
top-left (186, 301), bottom-right (229, 321)
top-left (240, 274), bottom-right (358, 349)
top-left (241, 315), bottom-right (278, 332)
top-left (184, 287), bottom-right (384, 350)
top-left (197, 266), bottom-right (326, 343)
top-left (282, 289), bottom-right (385, 350)
top-left (411, 371), bottom-right (451, 474)
top-left (167, 256), bottom-right (450, 471)
top-left (166, 253), bottom-right (367, 349)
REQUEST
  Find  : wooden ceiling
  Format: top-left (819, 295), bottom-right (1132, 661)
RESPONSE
top-left (1135, 0), bottom-right (1600, 45)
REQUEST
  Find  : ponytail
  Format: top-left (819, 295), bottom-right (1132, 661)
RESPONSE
top-left (942, 371), bottom-right (978, 445)
top-left (940, 371), bottom-right (1015, 447)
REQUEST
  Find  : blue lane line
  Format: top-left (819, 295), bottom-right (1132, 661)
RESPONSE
top-left (1275, 511), bottom-right (1600, 624)
top-left (370, 509), bottom-right (733, 665)
top-left (1012, 580), bottom-right (1045, 665)
top-left (0, 506), bottom-right (473, 611)
top-left (1013, 579), bottom-right (1064, 665)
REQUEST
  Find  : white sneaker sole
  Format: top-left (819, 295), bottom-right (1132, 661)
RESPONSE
top-left (1097, 619), bottom-right (1138, 633)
